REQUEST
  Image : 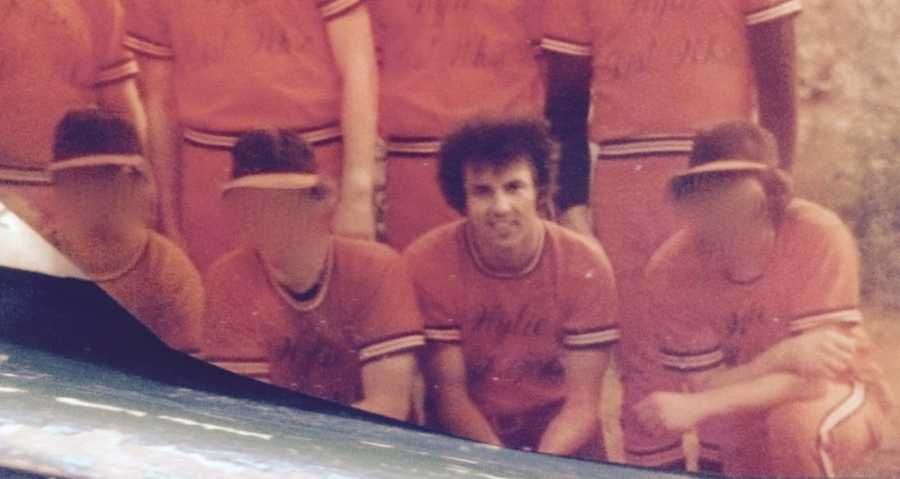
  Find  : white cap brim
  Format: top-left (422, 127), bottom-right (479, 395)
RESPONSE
top-left (48, 154), bottom-right (145, 173)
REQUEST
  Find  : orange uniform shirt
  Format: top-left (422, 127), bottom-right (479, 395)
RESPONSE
top-left (369, 0), bottom-right (545, 139)
top-left (646, 199), bottom-right (883, 390)
top-left (201, 237), bottom-right (425, 405)
top-left (123, 0), bottom-right (359, 132)
top-left (404, 220), bottom-right (619, 417)
top-left (541, 0), bottom-right (802, 140)
top-left (91, 231), bottom-right (205, 353)
top-left (0, 0), bottom-right (138, 177)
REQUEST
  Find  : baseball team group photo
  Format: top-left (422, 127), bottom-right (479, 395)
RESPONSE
top-left (0, 1), bottom-right (897, 478)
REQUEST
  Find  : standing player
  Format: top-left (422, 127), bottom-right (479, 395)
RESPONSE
top-left (542, 0), bottom-right (801, 470)
top-left (124, 0), bottom-right (378, 271)
top-left (404, 119), bottom-right (619, 458)
top-left (48, 109), bottom-right (204, 354)
top-left (368, 0), bottom-right (545, 250)
top-left (201, 130), bottom-right (424, 421)
top-left (634, 122), bottom-right (891, 478)
top-left (0, 0), bottom-right (146, 222)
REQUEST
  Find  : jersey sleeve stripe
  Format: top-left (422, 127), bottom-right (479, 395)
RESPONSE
top-left (208, 360), bottom-right (271, 382)
top-left (358, 333), bottom-right (426, 363)
top-left (660, 347), bottom-right (724, 372)
top-left (424, 327), bottom-right (463, 343)
top-left (563, 326), bottom-right (620, 348)
top-left (745, 0), bottom-right (802, 26)
top-left (540, 37), bottom-right (592, 57)
top-left (698, 442), bottom-right (722, 462)
top-left (789, 308), bottom-right (862, 333)
top-left (124, 33), bottom-right (175, 59)
top-left (95, 59), bottom-right (140, 87)
top-left (817, 381), bottom-right (866, 478)
top-left (318, 0), bottom-right (363, 21)
top-left (597, 136), bottom-right (695, 158)
top-left (625, 441), bottom-right (685, 468)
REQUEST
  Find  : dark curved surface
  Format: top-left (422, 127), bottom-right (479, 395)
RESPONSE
top-left (0, 266), bottom-right (687, 478)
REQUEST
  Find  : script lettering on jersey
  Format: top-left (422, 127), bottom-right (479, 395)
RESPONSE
top-left (597, 1), bottom-right (740, 81)
top-left (0, 1), bottom-right (84, 83)
top-left (466, 302), bottom-right (560, 386)
top-left (182, 0), bottom-right (313, 67)
top-left (379, 0), bottom-right (535, 70)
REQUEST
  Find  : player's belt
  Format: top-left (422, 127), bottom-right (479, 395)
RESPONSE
top-left (384, 137), bottom-right (442, 158)
top-left (596, 134), bottom-right (694, 160)
top-left (0, 165), bottom-right (52, 185)
top-left (183, 123), bottom-right (342, 150)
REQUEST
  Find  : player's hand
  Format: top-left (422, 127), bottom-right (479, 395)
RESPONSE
top-left (333, 195), bottom-right (376, 241)
top-left (159, 212), bottom-right (189, 253)
top-left (558, 205), bottom-right (595, 240)
top-left (634, 391), bottom-right (704, 434)
top-left (778, 328), bottom-right (856, 380)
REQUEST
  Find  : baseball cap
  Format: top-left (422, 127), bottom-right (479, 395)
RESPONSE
top-left (48, 109), bottom-right (147, 174)
top-left (221, 130), bottom-right (320, 194)
top-left (670, 121), bottom-right (780, 199)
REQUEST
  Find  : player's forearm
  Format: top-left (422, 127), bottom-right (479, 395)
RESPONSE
top-left (339, 66), bottom-right (377, 203)
top-left (537, 403), bottom-right (599, 456)
top-left (692, 372), bottom-right (823, 421)
top-left (355, 355), bottom-right (415, 421)
top-left (749, 16), bottom-right (798, 170)
top-left (434, 388), bottom-right (502, 446)
top-left (545, 52), bottom-right (592, 212)
top-left (96, 79), bottom-right (148, 148)
top-left (690, 340), bottom-right (794, 391)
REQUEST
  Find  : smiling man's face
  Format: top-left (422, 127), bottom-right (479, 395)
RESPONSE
top-left (463, 157), bottom-right (542, 254)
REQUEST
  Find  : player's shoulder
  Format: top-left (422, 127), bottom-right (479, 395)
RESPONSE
top-left (204, 246), bottom-right (260, 285)
top-left (782, 198), bottom-right (855, 248)
top-left (545, 221), bottom-right (609, 263)
top-left (332, 236), bottom-right (401, 276)
top-left (402, 220), bottom-right (466, 266)
top-left (644, 228), bottom-right (696, 282)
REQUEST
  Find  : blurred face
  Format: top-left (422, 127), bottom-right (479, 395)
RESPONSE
top-left (678, 173), bottom-right (769, 246)
top-left (52, 166), bottom-right (142, 230)
top-left (463, 158), bottom-right (542, 254)
top-left (227, 183), bottom-right (333, 255)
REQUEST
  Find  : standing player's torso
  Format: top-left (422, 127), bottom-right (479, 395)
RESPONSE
top-left (140, 0), bottom-right (343, 131)
top-left (585, 0), bottom-right (757, 139)
top-left (370, 0), bottom-right (544, 137)
top-left (0, 1), bottom-right (98, 168)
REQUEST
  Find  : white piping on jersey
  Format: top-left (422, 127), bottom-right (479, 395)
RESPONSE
top-left (424, 328), bottom-right (463, 343)
top-left (597, 136), bottom-right (695, 158)
top-left (789, 309), bottom-right (862, 333)
top-left (540, 37), bottom-right (592, 57)
top-left (746, 0), bottom-right (803, 26)
top-left (464, 221), bottom-right (546, 279)
top-left (183, 124), bottom-right (342, 149)
top-left (358, 333), bottom-right (426, 363)
top-left (818, 381), bottom-right (866, 478)
top-left (0, 166), bottom-right (52, 185)
top-left (264, 240), bottom-right (334, 313)
top-left (625, 441), bottom-right (685, 468)
top-left (124, 34), bottom-right (174, 59)
top-left (95, 59), bottom-right (140, 86)
top-left (661, 348), bottom-right (725, 372)
top-left (385, 139), bottom-right (442, 156)
top-left (563, 328), bottom-right (621, 348)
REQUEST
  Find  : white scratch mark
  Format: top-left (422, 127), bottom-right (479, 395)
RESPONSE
top-left (157, 415), bottom-right (272, 440)
top-left (359, 440), bottom-right (395, 449)
top-left (55, 397), bottom-right (147, 417)
top-left (0, 386), bottom-right (26, 393)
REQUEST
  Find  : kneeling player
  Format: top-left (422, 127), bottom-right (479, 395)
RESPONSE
top-left (201, 130), bottom-right (424, 421)
top-left (635, 122), bottom-right (892, 478)
top-left (48, 109), bottom-right (204, 353)
top-left (404, 119), bottom-right (619, 459)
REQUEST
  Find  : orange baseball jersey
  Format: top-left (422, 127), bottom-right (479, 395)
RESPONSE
top-left (201, 237), bottom-right (425, 404)
top-left (541, 0), bottom-right (802, 140)
top-left (0, 0), bottom-right (138, 182)
top-left (123, 0), bottom-right (358, 133)
top-left (648, 198), bottom-right (890, 477)
top-left (89, 231), bottom-right (205, 354)
top-left (647, 199), bottom-right (866, 374)
top-left (369, 0), bottom-right (545, 138)
top-left (404, 220), bottom-right (619, 417)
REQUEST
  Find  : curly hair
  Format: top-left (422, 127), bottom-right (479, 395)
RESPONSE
top-left (437, 118), bottom-right (553, 214)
